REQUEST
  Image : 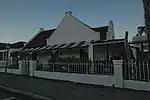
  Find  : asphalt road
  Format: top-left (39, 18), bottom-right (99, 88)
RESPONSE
top-left (1, 74), bottom-right (150, 100)
top-left (0, 90), bottom-right (22, 100)
top-left (0, 89), bottom-right (35, 100)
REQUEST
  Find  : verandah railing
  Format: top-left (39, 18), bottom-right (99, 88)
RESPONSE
top-left (123, 60), bottom-right (150, 82)
top-left (36, 61), bottom-right (114, 75)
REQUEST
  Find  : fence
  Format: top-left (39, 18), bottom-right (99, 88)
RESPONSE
top-left (36, 61), bottom-right (114, 75)
top-left (123, 60), bottom-right (150, 82)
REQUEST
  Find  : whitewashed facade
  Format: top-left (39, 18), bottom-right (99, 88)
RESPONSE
top-left (39, 12), bottom-right (115, 63)
top-left (46, 12), bottom-right (100, 45)
top-left (20, 11), bottom-right (120, 64)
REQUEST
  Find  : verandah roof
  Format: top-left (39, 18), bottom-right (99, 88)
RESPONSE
top-left (92, 39), bottom-right (125, 45)
top-left (19, 39), bottom-right (125, 53)
top-left (20, 41), bottom-right (90, 53)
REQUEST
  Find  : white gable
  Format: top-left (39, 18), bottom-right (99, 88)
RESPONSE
top-left (47, 13), bottom-right (99, 45)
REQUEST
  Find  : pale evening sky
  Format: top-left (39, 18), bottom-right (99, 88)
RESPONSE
top-left (0, 0), bottom-right (144, 43)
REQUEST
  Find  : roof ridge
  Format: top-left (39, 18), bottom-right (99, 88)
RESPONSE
top-left (92, 26), bottom-right (109, 28)
top-left (70, 14), bottom-right (96, 31)
top-left (42, 28), bottom-right (56, 32)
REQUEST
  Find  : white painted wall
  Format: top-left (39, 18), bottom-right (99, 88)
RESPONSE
top-left (113, 60), bottom-right (123, 88)
top-left (0, 68), bottom-right (21, 74)
top-left (34, 71), bottom-right (114, 86)
top-left (0, 68), bottom-right (5, 72)
top-left (37, 50), bottom-right (80, 64)
top-left (47, 13), bottom-right (100, 45)
top-left (7, 69), bottom-right (21, 75)
top-left (124, 80), bottom-right (150, 91)
top-left (88, 43), bottom-right (94, 60)
top-left (37, 52), bottom-right (51, 64)
top-left (29, 60), bottom-right (36, 76)
top-left (0, 60), bottom-right (6, 67)
top-left (59, 49), bottom-right (80, 59)
top-left (6, 59), bottom-right (150, 92)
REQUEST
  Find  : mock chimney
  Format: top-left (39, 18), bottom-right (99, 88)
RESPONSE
top-left (38, 28), bottom-right (44, 33)
top-left (39, 28), bottom-right (44, 31)
top-left (65, 11), bottom-right (72, 15)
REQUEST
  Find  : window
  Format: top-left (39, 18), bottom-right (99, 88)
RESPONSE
top-left (3, 52), bottom-right (8, 60)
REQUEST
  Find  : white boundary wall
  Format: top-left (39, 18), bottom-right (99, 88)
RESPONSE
top-left (3, 59), bottom-right (150, 92)
top-left (34, 71), bottom-right (114, 86)
top-left (7, 69), bottom-right (21, 75)
top-left (32, 60), bottom-right (123, 87)
top-left (0, 68), bottom-right (21, 75)
top-left (124, 80), bottom-right (150, 91)
top-left (0, 68), bottom-right (5, 72)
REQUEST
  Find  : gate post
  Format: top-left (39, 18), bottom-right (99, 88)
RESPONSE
top-left (113, 60), bottom-right (123, 88)
top-left (29, 60), bottom-right (37, 76)
top-left (19, 60), bottom-right (24, 74)
top-left (88, 43), bottom-right (94, 73)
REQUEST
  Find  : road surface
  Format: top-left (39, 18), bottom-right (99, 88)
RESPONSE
top-left (0, 89), bottom-right (33, 100)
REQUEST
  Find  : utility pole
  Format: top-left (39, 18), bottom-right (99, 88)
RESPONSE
top-left (143, 0), bottom-right (150, 51)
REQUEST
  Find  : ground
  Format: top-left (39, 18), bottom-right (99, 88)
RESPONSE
top-left (0, 88), bottom-right (37, 100)
top-left (0, 74), bottom-right (150, 100)
top-left (0, 89), bottom-right (23, 100)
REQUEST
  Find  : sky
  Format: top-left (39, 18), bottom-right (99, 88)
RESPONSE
top-left (0, 0), bottom-right (144, 43)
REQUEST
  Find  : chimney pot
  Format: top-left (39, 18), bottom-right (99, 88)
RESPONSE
top-left (65, 11), bottom-right (72, 15)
